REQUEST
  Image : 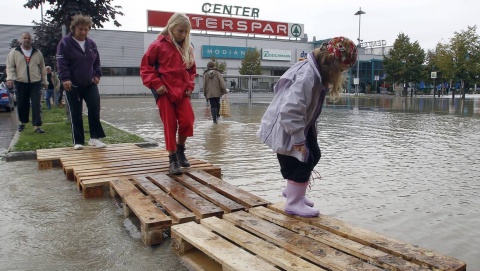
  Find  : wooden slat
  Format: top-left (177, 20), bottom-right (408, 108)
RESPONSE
top-left (131, 176), bottom-right (196, 224)
top-left (201, 216), bottom-right (325, 271)
top-left (147, 173), bottom-right (224, 219)
top-left (186, 170), bottom-right (269, 208)
top-left (249, 206), bottom-right (428, 271)
top-left (37, 143), bottom-right (140, 160)
top-left (109, 178), bottom-right (172, 228)
top-left (171, 174), bottom-right (245, 213)
top-left (223, 211), bottom-right (384, 271)
top-left (171, 222), bottom-right (279, 271)
top-left (268, 203), bottom-right (466, 271)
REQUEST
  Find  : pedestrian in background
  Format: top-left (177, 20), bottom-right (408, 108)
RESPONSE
top-left (45, 66), bottom-right (60, 109)
top-left (5, 31), bottom-right (47, 133)
top-left (257, 36), bottom-right (358, 217)
top-left (140, 13), bottom-right (196, 175)
top-left (203, 61), bottom-right (227, 123)
top-left (57, 14), bottom-right (106, 150)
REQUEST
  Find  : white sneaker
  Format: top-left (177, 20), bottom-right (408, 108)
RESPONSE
top-left (88, 138), bottom-right (107, 148)
top-left (74, 144), bottom-right (83, 150)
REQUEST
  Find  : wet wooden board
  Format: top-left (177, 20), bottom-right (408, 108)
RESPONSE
top-left (249, 206), bottom-right (427, 271)
top-left (148, 173), bottom-right (224, 220)
top-left (171, 222), bottom-right (279, 271)
top-left (110, 178), bottom-right (172, 245)
top-left (186, 170), bottom-right (270, 208)
top-left (78, 166), bottom-right (222, 198)
top-left (200, 216), bottom-right (325, 271)
top-left (267, 203), bottom-right (466, 271)
top-left (223, 210), bottom-right (384, 271)
top-left (37, 143), bottom-right (140, 169)
top-left (130, 175), bottom-right (196, 224)
top-left (170, 174), bottom-right (245, 213)
top-left (73, 158), bottom-right (206, 182)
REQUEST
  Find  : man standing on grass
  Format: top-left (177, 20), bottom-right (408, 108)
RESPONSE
top-left (6, 32), bottom-right (48, 133)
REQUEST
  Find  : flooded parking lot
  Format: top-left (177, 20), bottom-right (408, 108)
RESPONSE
top-left (1, 95), bottom-right (479, 270)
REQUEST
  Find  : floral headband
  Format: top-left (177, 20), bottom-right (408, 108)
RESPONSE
top-left (322, 36), bottom-right (358, 67)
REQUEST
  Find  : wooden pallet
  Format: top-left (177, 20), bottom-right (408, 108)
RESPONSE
top-left (108, 171), bottom-right (270, 245)
top-left (171, 204), bottom-right (467, 271)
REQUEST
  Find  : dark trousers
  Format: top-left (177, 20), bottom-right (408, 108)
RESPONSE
top-left (277, 127), bottom-right (321, 183)
top-left (45, 89), bottom-right (54, 109)
top-left (208, 97), bottom-right (220, 120)
top-left (65, 84), bottom-right (105, 145)
top-left (15, 81), bottom-right (42, 126)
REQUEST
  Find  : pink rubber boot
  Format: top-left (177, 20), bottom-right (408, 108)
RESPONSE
top-left (282, 187), bottom-right (314, 207)
top-left (284, 180), bottom-right (319, 217)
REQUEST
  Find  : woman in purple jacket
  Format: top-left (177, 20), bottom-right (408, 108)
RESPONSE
top-left (56, 14), bottom-right (106, 150)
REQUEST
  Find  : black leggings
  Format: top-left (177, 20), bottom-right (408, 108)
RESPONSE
top-left (277, 127), bottom-right (321, 183)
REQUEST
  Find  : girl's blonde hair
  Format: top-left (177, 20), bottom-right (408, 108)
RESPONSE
top-left (160, 13), bottom-right (194, 68)
top-left (313, 47), bottom-right (347, 99)
top-left (70, 14), bottom-right (93, 32)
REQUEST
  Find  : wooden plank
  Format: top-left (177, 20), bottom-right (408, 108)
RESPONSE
top-left (171, 222), bottom-right (279, 271)
top-left (223, 211), bottom-right (384, 271)
top-left (131, 175), bottom-right (196, 224)
top-left (37, 143), bottom-right (140, 160)
top-left (249, 206), bottom-right (428, 271)
top-left (201, 216), bottom-right (325, 271)
top-left (268, 202), bottom-right (466, 271)
top-left (147, 174), bottom-right (224, 219)
top-left (186, 170), bottom-right (270, 208)
top-left (171, 174), bottom-right (245, 213)
top-left (109, 178), bottom-right (172, 229)
top-left (79, 166), bottom-right (221, 198)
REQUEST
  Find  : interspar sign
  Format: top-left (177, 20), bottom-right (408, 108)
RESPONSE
top-left (147, 10), bottom-right (304, 38)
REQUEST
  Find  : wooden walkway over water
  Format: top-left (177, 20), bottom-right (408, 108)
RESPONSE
top-left (36, 143), bottom-right (466, 271)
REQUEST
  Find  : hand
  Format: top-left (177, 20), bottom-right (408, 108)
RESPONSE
top-left (156, 85), bottom-right (167, 95)
top-left (292, 144), bottom-right (307, 157)
top-left (63, 80), bottom-right (73, 91)
top-left (184, 90), bottom-right (192, 97)
top-left (42, 84), bottom-right (48, 89)
top-left (6, 80), bottom-right (13, 89)
top-left (92, 76), bottom-right (100, 85)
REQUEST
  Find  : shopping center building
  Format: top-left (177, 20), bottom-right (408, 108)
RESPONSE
top-left (0, 4), bottom-right (391, 95)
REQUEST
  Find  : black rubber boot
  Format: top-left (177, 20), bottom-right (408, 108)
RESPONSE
top-left (169, 153), bottom-right (182, 175)
top-left (176, 144), bottom-right (191, 167)
top-left (211, 107), bottom-right (218, 123)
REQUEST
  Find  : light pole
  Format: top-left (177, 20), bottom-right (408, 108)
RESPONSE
top-left (354, 7), bottom-right (365, 95)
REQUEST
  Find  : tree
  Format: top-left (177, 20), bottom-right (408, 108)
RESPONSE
top-left (22, 0), bottom-right (124, 67)
top-left (239, 48), bottom-right (262, 75)
top-left (383, 33), bottom-right (425, 96)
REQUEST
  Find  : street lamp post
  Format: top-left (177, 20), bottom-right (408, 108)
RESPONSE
top-left (354, 7), bottom-right (365, 95)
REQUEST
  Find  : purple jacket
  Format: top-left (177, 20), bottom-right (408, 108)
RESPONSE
top-left (56, 33), bottom-right (101, 87)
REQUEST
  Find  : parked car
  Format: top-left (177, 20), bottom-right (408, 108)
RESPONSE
top-left (0, 82), bottom-right (15, 112)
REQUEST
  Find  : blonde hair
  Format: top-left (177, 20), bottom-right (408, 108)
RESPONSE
top-left (70, 14), bottom-right (93, 32)
top-left (160, 13), bottom-right (194, 68)
top-left (313, 47), bottom-right (346, 99)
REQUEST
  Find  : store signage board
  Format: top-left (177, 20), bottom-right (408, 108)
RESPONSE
top-left (147, 10), bottom-right (304, 38)
top-left (202, 45), bottom-right (256, 59)
top-left (261, 49), bottom-right (292, 61)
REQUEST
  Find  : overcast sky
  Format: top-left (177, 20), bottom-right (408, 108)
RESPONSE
top-left (0, 0), bottom-right (478, 50)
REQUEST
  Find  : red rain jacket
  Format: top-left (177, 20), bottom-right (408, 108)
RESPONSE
top-left (140, 35), bottom-right (196, 103)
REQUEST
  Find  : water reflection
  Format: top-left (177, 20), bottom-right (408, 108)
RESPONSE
top-left (100, 96), bottom-right (480, 269)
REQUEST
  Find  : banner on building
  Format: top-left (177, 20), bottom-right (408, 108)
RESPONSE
top-left (147, 10), bottom-right (304, 38)
top-left (261, 49), bottom-right (291, 61)
top-left (202, 45), bottom-right (255, 59)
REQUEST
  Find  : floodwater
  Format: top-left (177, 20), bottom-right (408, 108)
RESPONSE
top-left (1, 95), bottom-right (479, 270)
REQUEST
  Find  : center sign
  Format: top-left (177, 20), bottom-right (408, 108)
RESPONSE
top-left (147, 10), bottom-right (304, 38)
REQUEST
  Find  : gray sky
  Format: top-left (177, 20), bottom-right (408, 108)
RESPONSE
top-left (0, 0), bottom-right (477, 50)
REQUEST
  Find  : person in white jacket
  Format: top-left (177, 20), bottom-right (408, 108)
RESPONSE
top-left (257, 37), bottom-right (358, 217)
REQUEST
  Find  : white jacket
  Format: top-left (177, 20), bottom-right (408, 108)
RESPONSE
top-left (257, 52), bottom-right (327, 162)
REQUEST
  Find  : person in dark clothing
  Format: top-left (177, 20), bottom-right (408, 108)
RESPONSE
top-left (6, 32), bottom-right (48, 133)
top-left (45, 66), bottom-right (60, 109)
top-left (56, 14), bottom-right (106, 150)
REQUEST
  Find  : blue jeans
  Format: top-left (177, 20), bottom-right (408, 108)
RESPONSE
top-left (45, 89), bottom-right (54, 109)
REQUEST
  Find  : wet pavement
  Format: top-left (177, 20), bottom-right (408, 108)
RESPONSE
top-left (1, 96), bottom-right (479, 270)
top-left (0, 109), bottom-right (18, 156)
